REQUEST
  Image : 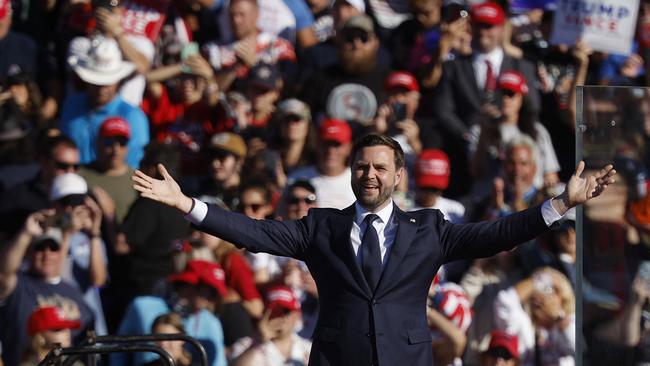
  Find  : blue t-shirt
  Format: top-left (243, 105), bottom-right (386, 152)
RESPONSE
top-left (59, 93), bottom-right (150, 168)
top-left (112, 296), bottom-right (226, 366)
top-left (283, 0), bottom-right (314, 31)
top-left (0, 273), bottom-right (95, 366)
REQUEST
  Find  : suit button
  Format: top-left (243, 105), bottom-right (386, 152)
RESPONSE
top-left (372, 300), bottom-right (378, 306)
top-left (365, 332), bottom-right (371, 337)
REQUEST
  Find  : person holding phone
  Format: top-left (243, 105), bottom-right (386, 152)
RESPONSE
top-left (370, 71), bottom-right (423, 156)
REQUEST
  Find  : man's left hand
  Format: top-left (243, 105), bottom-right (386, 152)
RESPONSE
top-left (552, 161), bottom-right (616, 214)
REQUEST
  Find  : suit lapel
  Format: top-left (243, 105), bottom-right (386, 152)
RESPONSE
top-left (461, 56), bottom-right (482, 105)
top-left (375, 206), bottom-right (417, 298)
top-left (329, 205), bottom-right (372, 298)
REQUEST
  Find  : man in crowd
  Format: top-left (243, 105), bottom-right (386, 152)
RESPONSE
top-left (302, 15), bottom-right (391, 121)
top-left (433, 1), bottom-right (538, 198)
top-left (282, 180), bottom-right (318, 220)
top-left (0, 136), bottom-right (80, 241)
top-left (196, 132), bottom-right (248, 210)
top-left (288, 118), bottom-right (356, 209)
top-left (0, 207), bottom-right (95, 365)
top-left (412, 149), bottom-right (465, 223)
top-left (61, 37), bottom-right (149, 168)
top-left (206, 0), bottom-right (296, 91)
top-left (133, 133), bottom-right (615, 366)
top-left (79, 117), bottom-right (137, 226)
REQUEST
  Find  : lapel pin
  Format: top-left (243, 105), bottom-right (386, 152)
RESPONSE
top-left (410, 218), bottom-right (416, 223)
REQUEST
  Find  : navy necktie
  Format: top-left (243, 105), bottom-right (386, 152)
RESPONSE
top-left (362, 214), bottom-right (381, 291)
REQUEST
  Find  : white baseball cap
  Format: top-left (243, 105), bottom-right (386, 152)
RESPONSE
top-left (50, 173), bottom-right (88, 202)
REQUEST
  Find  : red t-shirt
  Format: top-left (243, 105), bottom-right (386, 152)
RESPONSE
top-left (224, 252), bottom-right (261, 301)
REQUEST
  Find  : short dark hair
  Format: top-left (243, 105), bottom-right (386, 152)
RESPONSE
top-left (350, 134), bottom-right (405, 170)
top-left (140, 142), bottom-right (181, 180)
top-left (287, 179), bottom-right (316, 195)
top-left (40, 135), bottom-right (78, 160)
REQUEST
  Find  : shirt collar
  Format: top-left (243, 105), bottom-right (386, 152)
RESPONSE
top-left (474, 47), bottom-right (504, 65)
top-left (354, 199), bottom-right (394, 225)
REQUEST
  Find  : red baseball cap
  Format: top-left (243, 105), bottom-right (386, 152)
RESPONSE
top-left (99, 117), bottom-right (131, 138)
top-left (319, 119), bottom-right (352, 144)
top-left (0, 0), bottom-right (11, 19)
top-left (498, 71), bottom-right (529, 95)
top-left (265, 286), bottom-right (300, 318)
top-left (27, 306), bottom-right (81, 336)
top-left (168, 260), bottom-right (228, 297)
top-left (415, 149), bottom-right (451, 190)
top-left (385, 71), bottom-right (420, 92)
top-left (471, 2), bottom-right (505, 26)
top-left (487, 330), bottom-right (519, 358)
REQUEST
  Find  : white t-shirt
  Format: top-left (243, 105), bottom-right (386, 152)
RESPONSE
top-left (288, 166), bottom-right (356, 210)
top-left (411, 196), bottom-right (466, 224)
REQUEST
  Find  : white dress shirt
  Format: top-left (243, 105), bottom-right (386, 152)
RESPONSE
top-left (473, 47), bottom-right (505, 91)
top-left (186, 198), bottom-right (564, 257)
top-left (351, 200), bottom-right (398, 267)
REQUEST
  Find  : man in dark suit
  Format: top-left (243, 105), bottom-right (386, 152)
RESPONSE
top-left (432, 1), bottom-right (539, 198)
top-left (133, 134), bottom-right (615, 366)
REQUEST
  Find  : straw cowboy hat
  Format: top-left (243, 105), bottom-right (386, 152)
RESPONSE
top-left (68, 36), bottom-right (136, 86)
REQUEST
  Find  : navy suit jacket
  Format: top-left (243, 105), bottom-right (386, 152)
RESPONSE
top-left (196, 202), bottom-right (549, 366)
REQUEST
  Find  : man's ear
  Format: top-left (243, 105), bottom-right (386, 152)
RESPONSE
top-left (395, 167), bottom-right (405, 187)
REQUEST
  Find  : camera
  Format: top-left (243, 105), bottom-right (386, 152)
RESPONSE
top-left (388, 102), bottom-right (407, 126)
top-left (43, 212), bottom-right (72, 230)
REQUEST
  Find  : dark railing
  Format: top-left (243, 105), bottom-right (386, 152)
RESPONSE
top-left (38, 332), bottom-right (208, 366)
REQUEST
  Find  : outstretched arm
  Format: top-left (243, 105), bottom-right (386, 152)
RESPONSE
top-left (132, 165), bottom-right (311, 259)
top-left (440, 162), bottom-right (616, 262)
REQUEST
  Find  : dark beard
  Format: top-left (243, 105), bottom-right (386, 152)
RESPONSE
top-left (339, 52), bottom-right (377, 75)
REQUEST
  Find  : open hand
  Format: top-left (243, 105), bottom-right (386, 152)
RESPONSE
top-left (132, 164), bottom-right (193, 213)
top-left (552, 161), bottom-right (616, 214)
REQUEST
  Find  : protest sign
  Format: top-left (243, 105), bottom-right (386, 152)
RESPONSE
top-left (121, 0), bottom-right (171, 42)
top-left (550, 0), bottom-right (639, 55)
top-left (511, 0), bottom-right (556, 13)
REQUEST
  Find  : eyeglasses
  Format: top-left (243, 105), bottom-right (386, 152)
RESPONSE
top-left (102, 137), bottom-right (129, 147)
top-left (488, 347), bottom-right (514, 361)
top-left (240, 203), bottom-right (265, 212)
top-left (343, 32), bottom-right (371, 44)
top-left (33, 239), bottom-right (61, 252)
top-left (54, 161), bottom-right (80, 171)
top-left (287, 194), bottom-right (317, 205)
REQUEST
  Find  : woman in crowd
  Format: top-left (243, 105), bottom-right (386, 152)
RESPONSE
top-left (144, 312), bottom-right (192, 366)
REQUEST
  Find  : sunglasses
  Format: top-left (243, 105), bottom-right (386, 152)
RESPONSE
top-left (33, 239), bottom-right (61, 252)
top-left (501, 89), bottom-right (518, 98)
top-left (240, 203), bottom-right (265, 212)
top-left (102, 137), bottom-right (129, 147)
top-left (54, 161), bottom-right (80, 171)
top-left (284, 114), bottom-right (304, 123)
top-left (488, 347), bottom-right (514, 361)
top-left (287, 194), bottom-right (316, 205)
top-left (343, 32), bottom-right (370, 44)
top-left (209, 149), bottom-right (235, 161)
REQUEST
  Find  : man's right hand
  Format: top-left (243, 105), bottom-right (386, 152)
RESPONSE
top-left (132, 164), bottom-right (194, 214)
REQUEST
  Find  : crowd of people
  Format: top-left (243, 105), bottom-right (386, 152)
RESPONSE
top-left (0, 0), bottom-right (649, 364)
